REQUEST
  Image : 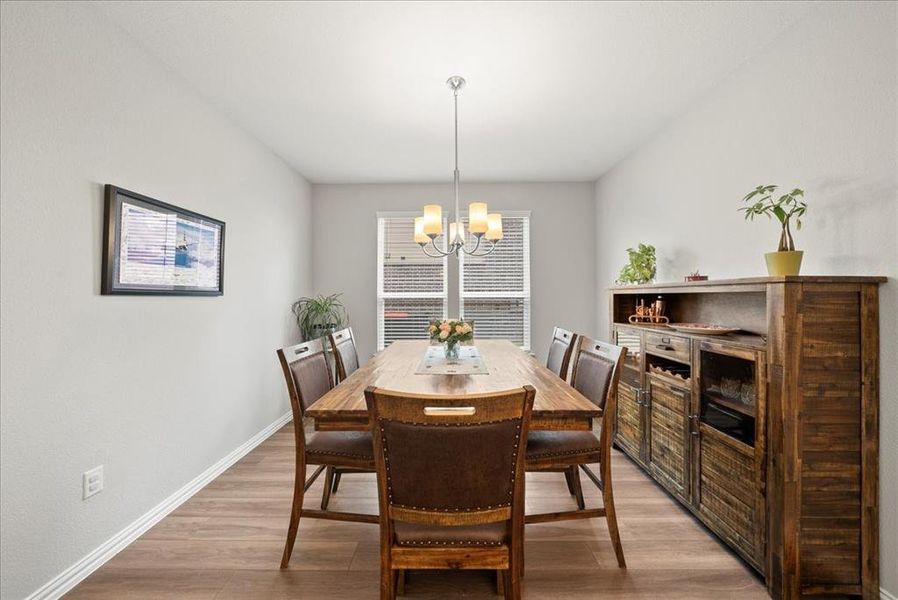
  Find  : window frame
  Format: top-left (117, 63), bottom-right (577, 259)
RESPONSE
top-left (376, 212), bottom-right (448, 351)
top-left (458, 210), bottom-right (532, 351)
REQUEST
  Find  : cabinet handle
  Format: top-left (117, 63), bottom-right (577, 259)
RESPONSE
top-left (656, 344), bottom-right (675, 351)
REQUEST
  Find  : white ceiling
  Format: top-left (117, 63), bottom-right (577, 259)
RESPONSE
top-left (95, 1), bottom-right (816, 183)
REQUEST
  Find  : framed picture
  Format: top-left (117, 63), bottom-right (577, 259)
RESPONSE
top-left (102, 185), bottom-right (225, 296)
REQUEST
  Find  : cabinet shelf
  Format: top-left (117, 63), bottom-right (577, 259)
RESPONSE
top-left (703, 392), bottom-right (755, 418)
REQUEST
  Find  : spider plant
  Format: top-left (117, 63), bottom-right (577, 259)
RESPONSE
top-left (291, 293), bottom-right (348, 341)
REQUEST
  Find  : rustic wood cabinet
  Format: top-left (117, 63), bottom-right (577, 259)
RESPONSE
top-left (608, 276), bottom-right (884, 600)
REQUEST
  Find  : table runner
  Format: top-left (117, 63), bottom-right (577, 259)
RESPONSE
top-left (414, 345), bottom-right (489, 375)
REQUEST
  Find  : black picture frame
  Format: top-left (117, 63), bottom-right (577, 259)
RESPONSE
top-left (101, 185), bottom-right (226, 296)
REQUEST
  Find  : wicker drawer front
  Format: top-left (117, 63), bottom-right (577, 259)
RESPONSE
top-left (616, 383), bottom-right (642, 456)
top-left (645, 332), bottom-right (691, 364)
top-left (649, 403), bottom-right (687, 492)
top-left (620, 364), bottom-right (641, 389)
top-left (699, 426), bottom-right (758, 563)
top-left (648, 375), bottom-right (689, 414)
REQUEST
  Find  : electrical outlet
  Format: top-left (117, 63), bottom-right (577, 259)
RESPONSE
top-left (83, 465), bottom-right (103, 500)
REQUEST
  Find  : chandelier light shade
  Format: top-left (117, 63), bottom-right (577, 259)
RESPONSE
top-left (486, 213), bottom-right (503, 241)
top-left (416, 76), bottom-right (501, 258)
top-left (468, 202), bottom-right (489, 234)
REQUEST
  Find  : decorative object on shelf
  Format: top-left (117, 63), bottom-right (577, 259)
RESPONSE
top-left (685, 270), bottom-right (708, 282)
top-left (428, 319), bottom-right (474, 362)
top-left (415, 76), bottom-right (502, 258)
top-left (667, 323), bottom-right (740, 335)
top-left (628, 296), bottom-right (668, 324)
top-left (292, 293), bottom-right (348, 341)
top-left (102, 185), bottom-right (225, 296)
top-left (616, 243), bottom-right (656, 285)
top-left (739, 184), bottom-right (808, 276)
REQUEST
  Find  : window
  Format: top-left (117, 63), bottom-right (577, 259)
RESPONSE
top-left (377, 215), bottom-right (447, 350)
top-left (460, 212), bottom-right (531, 349)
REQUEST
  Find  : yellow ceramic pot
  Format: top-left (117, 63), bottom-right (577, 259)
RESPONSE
top-left (765, 250), bottom-right (804, 276)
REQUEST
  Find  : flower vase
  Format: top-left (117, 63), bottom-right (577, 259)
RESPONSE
top-left (443, 342), bottom-right (460, 362)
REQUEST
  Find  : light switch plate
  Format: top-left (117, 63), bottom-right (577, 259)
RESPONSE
top-left (83, 465), bottom-right (103, 500)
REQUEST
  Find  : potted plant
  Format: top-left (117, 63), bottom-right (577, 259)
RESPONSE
top-left (739, 185), bottom-right (807, 276)
top-left (292, 293), bottom-right (348, 341)
top-left (428, 319), bottom-right (474, 362)
top-left (616, 243), bottom-right (656, 285)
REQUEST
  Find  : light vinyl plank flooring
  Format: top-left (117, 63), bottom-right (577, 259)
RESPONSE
top-left (65, 425), bottom-right (768, 599)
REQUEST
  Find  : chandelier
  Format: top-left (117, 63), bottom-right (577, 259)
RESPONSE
top-left (415, 76), bottom-right (502, 257)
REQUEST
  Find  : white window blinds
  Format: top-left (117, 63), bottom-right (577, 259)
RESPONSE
top-left (460, 213), bottom-right (531, 350)
top-left (377, 216), bottom-right (447, 350)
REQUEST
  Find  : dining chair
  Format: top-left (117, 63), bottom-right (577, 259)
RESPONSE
top-left (365, 385), bottom-right (536, 600)
top-left (276, 338), bottom-right (376, 568)
top-left (546, 327), bottom-right (577, 381)
top-left (525, 335), bottom-right (628, 568)
top-left (329, 326), bottom-right (360, 384)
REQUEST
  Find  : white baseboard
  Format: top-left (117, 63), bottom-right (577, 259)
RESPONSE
top-left (24, 411), bottom-right (293, 600)
top-left (882, 587), bottom-right (898, 600)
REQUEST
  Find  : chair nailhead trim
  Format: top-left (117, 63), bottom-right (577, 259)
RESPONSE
top-left (396, 540), bottom-right (504, 547)
top-left (306, 449), bottom-right (372, 459)
top-left (526, 447), bottom-right (601, 459)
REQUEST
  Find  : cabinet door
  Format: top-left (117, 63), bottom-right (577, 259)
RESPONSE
top-left (615, 381), bottom-right (643, 461)
top-left (693, 343), bottom-right (766, 571)
top-left (697, 425), bottom-right (762, 569)
top-left (647, 375), bottom-right (691, 500)
top-left (613, 326), bottom-right (643, 390)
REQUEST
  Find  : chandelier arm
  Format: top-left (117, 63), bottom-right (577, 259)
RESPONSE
top-left (419, 238), bottom-right (452, 258)
top-left (467, 239), bottom-right (498, 257)
top-left (460, 234), bottom-right (483, 255)
top-left (420, 243), bottom-right (449, 258)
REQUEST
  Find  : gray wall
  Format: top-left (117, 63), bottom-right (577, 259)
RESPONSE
top-left (0, 3), bottom-right (311, 598)
top-left (311, 182), bottom-right (596, 363)
top-left (593, 2), bottom-right (897, 594)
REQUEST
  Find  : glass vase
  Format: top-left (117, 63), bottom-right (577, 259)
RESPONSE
top-left (443, 341), bottom-right (460, 362)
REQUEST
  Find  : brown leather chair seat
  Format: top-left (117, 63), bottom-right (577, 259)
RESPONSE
top-left (306, 431), bottom-right (373, 462)
top-left (526, 430), bottom-right (601, 461)
top-left (394, 521), bottom-right (507, 547)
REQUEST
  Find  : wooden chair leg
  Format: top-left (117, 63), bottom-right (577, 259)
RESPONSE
top-left (381, 563), bottom-right (394, 600)
top-left (396, 569), bottom-right (405, 596)
top-left (563, 467), bottom-right (575, 495)
top-left (568, 465), bottom-right (586, 510)
top-left (602, 464), bottom-right (626, 568)
top-left (496, 569), bottom-right (505, 596)
top-left (508, 545), bottom-right (522, 599)
top-left (280, 458), bottom-right (307, 568)
top-left (502, 569), bottom-right (512, 600)
top-left (321, 466), bottom-right (335, 510)
top-left (332, 470), bottom-right (343, 494)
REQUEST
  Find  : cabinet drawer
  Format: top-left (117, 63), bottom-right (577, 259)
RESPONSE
top-left (645, 331), bottom-right (691, 365)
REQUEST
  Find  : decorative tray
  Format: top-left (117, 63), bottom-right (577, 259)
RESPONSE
top-left (667, 323), bottom-right (740, 335)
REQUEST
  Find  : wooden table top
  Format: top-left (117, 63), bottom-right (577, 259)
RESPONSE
top-left (306, 340), bottom-right (601, 429)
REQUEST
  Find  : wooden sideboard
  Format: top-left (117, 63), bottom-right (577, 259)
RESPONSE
top-left (608, 276), bottom-right (884, 600)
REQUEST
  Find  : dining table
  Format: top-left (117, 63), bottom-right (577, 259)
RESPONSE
top-left (306, 339), bottom-right (601, 430)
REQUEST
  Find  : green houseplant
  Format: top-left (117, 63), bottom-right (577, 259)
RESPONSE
top-left (616, 243), bottom-right (656, 285)
top-left (739, 185), bottom-right (808, 276)
top-left (292, 293), bottom-right (348, 341)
